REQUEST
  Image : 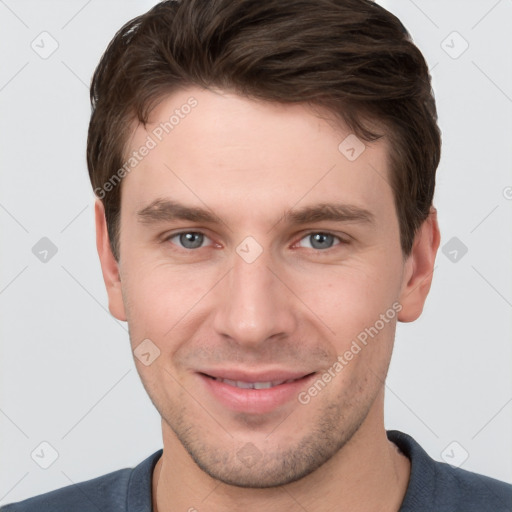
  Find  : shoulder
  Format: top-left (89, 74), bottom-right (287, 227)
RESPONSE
top-left (0, 468), bottom-right (131, 512)
top-left (387, 430), bottom-right (512, 512)
top-left (0, 449), bottom-right (162, 512)
top-left (433, 455), bottom-right (512, 510)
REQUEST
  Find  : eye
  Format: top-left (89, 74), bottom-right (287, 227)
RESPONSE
top-left (163, 230), bottom-right (348, 252)
top-left (165, 231), bottom-right (213, 250)
top-left (296, 232), bottom-right (346, 251)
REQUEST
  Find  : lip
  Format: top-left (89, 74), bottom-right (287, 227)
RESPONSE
top-left (197, 369), bottom-right (317, 414)
top-left (198, 368), bottom-right (314, 383)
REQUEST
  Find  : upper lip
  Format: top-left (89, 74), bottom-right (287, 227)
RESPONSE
top-left (197, 368), bottom-right (315, 383)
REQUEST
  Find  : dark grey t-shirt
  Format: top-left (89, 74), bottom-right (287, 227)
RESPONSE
top-left (1, 430), bottom-right (511, 511)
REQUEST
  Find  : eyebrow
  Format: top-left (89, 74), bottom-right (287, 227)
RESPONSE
top-left (136, 198), bottom-right (375, 227)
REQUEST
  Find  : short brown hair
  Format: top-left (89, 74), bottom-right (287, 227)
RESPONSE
top-left (87, 0), bottom-right (441, 262)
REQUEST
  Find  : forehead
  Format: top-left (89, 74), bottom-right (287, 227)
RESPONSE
top-left (120, 86), bottom-right (396, 230)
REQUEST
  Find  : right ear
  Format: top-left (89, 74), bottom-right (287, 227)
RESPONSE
top-left (94, 199), bottom-right (127, 321)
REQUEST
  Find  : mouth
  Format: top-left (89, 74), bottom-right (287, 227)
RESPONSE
top-left (197, 371), bottom-right (317, 414)
top-left (201, 373), bottom-right (310, 389)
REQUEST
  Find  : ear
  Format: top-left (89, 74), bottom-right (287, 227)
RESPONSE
top-left (95, 199), bottom-right (127, 321)
top-left (397, 206), bottom-right (440, 323)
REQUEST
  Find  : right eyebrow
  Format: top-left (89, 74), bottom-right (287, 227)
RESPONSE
top-left (136, 198), bottom-right (221, 225)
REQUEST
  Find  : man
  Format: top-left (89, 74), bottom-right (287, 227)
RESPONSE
top-left (2, 0), bottom-right (511, 510)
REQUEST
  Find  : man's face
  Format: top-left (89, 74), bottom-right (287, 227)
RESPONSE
top-left (104, 86), bottom-right (413, 487)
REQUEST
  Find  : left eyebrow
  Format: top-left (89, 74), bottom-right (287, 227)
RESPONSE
top-left (281, 202), bottom-right (376, 226)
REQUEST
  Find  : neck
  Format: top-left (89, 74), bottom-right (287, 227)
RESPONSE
top-left (152, 400), bottom-right (410, 512)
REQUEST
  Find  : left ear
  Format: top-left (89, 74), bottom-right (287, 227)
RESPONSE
top-left (397, 206), bottom-right (440, 323)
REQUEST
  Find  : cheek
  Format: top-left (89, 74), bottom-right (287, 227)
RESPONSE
top-left (121, 263), bottom-right (212, 345)
top-left (121, 240), bottom-right (402, 352)
top-left (294, 261), bottom-right (397, 332)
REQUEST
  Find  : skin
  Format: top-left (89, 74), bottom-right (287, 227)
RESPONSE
top-left (95, 86), bottom-right (440, 511)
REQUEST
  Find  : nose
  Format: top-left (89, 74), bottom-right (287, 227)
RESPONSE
top-left (212, 243), bottom-right (297, 348)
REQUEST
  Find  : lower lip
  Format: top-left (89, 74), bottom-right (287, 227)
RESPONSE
top-left (198, 373), bottom-right (316, 414)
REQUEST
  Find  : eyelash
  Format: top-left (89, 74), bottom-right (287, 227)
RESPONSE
top-left (162, 230), bottom-right (349, 252)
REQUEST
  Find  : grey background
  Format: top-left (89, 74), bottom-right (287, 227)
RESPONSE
top-left (1, 0), bottom-right (511, 505)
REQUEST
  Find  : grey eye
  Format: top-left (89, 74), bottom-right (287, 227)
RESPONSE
top-left (171, 232), bottom-right (207, 249)
top-left (299, 232), bottom-right (340, 250)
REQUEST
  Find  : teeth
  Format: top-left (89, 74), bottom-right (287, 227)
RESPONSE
top-left (213, 377), bottom-right (297, 389)
top-left (253, 381), bottom-right (273, 389)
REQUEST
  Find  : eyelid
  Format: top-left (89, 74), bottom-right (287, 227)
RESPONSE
top-left (163, 229), bottom-right (350, 251)
top-left (162, 230), bottom-right (215, 248)
top-left (293, 230), bottom-right (350, 249)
